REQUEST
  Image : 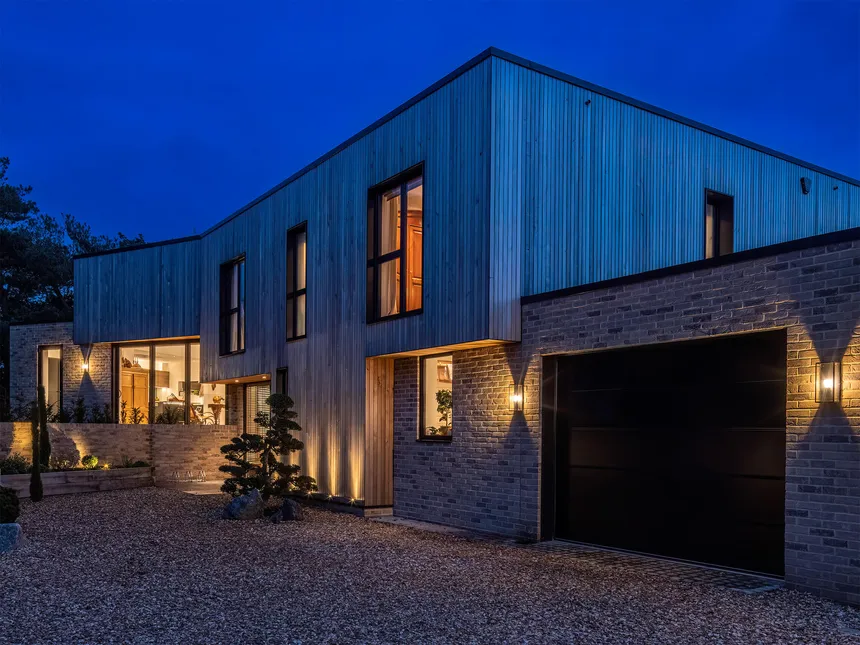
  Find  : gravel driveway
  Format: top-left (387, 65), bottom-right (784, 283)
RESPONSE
top-left (0, 488), bottom-right (857, 644)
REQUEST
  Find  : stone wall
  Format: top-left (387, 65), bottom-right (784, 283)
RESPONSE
top-left (0, 422), bottom-right (240, 484)
top-left (393, 238), bottom-right (860, 604)
top-left (9, 322), bottom-right (112, 415)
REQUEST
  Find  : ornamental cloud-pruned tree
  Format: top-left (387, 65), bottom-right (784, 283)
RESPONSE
top-left (219, 393), bottom-right (317, 500)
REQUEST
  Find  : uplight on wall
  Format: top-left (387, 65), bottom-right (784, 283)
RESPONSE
top-left (81, 361), bottom-right (90, 372)
top-left (815, 362), bottom-right (841, 403)
top-left (510, 383), bottom-right (524, 412)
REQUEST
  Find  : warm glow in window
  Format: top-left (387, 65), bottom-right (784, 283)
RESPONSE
top-left (421, 354), bottom-right (453, 440)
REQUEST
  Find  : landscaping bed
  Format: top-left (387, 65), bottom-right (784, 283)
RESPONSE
top-left (0, 488), bottom-right (858, 644)
top-left (0, 467), bottom-right (152, 499)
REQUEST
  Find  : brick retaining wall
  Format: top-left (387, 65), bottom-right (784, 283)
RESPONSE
top-left (0, 422), bottom-right (240, 484)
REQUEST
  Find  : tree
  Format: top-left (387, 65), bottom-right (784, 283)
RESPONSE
top-left (219, 393), bottom-right (317, 500)
top-left (0, 157), bottom-right (144, 419)
top-left (29, 387), bottom-right (45, 502)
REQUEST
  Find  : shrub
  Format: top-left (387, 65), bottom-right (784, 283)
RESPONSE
top-left (39, 389), bottom-right (51, 469)
top-left (49, 448), bottom-right (80, 471)
top-left (0, 453), bottom-right (31, 475)
top-left (71, 398), bottom-right (87, 423)
top-left (88, 404), bottom-right (112, 424)
top-left (129, 407), bottom-right (145, 424)
top-left (220, 393), bottom-right (317, 500)
top-left (81, 454), bottom-right (99, 469)
top-left (154, 406), bottom-right (183, 424)
top-left (119, 455), bottom-right (149, 468)
top-left (0, 487), bottom-right (20, 523)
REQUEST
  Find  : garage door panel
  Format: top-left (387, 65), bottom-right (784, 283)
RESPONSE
top-left (554, 330), bottom-right (786, 575)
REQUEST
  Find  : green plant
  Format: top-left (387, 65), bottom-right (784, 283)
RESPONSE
top-left (0, 487), bottom-right (20, 523)
top-left (130, 406), bottom-right (145, 424)
top-left (120, 400), bottom-right (128, 424)
top-left (71, 398), bottom-right (87, 423)
top-left (426, 389), bottom-right (453, 436)
top-left (0, 453), bottom-right (31, 475)
top-left (49, 448), bottom-right (80, 471)
top-left (119, 455), bottom-right (149, 468)
top-left (38, 387), bottom-right (50, 469)
top-left (154, 405), bottom-right (184, 424)
top-left (219, 393), bottom-right (317, 500)
top-left (88, 403), bottom-right (112, 424)
top-left (30, 391), bottom-right (44, 502)
top-left (81, 454), bottom-right (99, 469)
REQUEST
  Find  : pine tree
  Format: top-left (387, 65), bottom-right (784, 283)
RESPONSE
top-left (219, 393), bottom-right (317, 500)
top-left (38, 385), bottom-right (50, 468)
top-left (30, 392), bottom-right (44, 502)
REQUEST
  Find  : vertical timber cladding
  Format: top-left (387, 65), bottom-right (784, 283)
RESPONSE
top-left (552, 330), bottom-right (787, 576)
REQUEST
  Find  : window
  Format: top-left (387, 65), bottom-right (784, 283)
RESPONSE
top-left (38, 346), bottom-right (63, 414)
top-left (286, 223), bottom-right (307, 340)
top-left (367, 167), bottom-right (423, 322)
top-left (116, 341), bottom-right (226, 424)
top-left (276, 367), bottom-right (288, 395)
top-left (705, 191), bottom-right (734, 259)
top-left (420, 354), bottom-right (453, 440)
top-left (220, 256), bottom-right (245, 354)
top-left (245, 382), bottom-right (271, 434)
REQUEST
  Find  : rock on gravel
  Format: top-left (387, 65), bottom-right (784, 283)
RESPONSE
top-left (0, 488), bottom-right (858, 645)
top-left (0, 523), bottom-right (24, 552)
top-left (222, 488), bottom-right (263, 520)
top-left (270, 498), bottom-right (303, 523)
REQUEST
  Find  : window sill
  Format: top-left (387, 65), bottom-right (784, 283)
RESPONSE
top-left (417, 436), bottom-right (453, 443)
top-left (219, 349), bottom-right (246, 358)
top-left (286, 335), bottom-right (307, 343)
top-left (367, 308), bottom-right (423, 326)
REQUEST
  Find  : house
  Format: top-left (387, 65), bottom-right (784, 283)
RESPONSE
top-left (10, 48), bottom-right (860, 604)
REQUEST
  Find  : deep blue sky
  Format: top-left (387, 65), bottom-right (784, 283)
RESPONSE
top-left (2, 0), bottom-right (858, 242)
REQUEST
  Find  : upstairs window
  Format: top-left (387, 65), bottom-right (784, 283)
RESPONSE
top-left (286, 223), bottom-right (307, 340)
top-left (705, 191), bottom-right (734, 259)
top-left (219, 256), bottom-right (245, 355)
top-left (367, 166), bottom-right (423, 322)
top-left (276, 367), bottom-right (289, 395)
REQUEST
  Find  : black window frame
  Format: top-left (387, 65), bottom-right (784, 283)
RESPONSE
top-left (366, 163), bottom-right (424, 323)
top-left (286, 222), bottom-right (308, 341)
top-left (219, 255), bottom-right (246, 356)
top-left (37, 344), bottom-right (64, 414)
top-left (276, 367), bottom-right (288, 396)
top-left (418, 352), bottom-right (454, 442)
top-left (704, 190), bottom-right (734, 259)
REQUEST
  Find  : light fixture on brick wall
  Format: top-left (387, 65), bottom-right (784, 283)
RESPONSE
top-left (815, 362), bottom-right (841, 403)
top-left (81, 361), bottom-right (89, 372)
top-left (81, 345), bottom-right (91, 372)
top-left (510, 383), bottom-right (524, 412)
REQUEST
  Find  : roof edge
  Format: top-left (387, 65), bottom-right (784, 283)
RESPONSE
top-left (73, 234), bottom-right (201, 260)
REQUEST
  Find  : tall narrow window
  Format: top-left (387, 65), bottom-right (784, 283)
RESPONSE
top-left (705, 191), bottom-right (734, 259)
top-left (220, 256), bottom-right (245, 355)
top-left (245, 382), bottom-right (271, 434)
top-left (420, 353), bottom-right (453, 441)
top-left (38, 346), bottom-right (63, 414)
top-left (286, 223), bottom-right (307, 340)
top-left (367, 166), bottom-right (423, 322)
top-left (276, 367), bottom-right (288, 395)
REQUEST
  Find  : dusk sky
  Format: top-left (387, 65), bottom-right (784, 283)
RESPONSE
top-left (2, 0), bottom-right (858, 243)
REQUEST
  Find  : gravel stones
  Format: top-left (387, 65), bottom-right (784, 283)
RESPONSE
top-left (0, 488), bottom-right (857, 644)
top-left (222, 488), bottom-right (263, 520)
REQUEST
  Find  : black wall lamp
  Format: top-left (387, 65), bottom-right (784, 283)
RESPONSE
top-left (815, 362), bottom-right (841, 403)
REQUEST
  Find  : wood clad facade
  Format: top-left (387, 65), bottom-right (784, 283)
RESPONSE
top-left (72, 49), bottom-right (860, 505)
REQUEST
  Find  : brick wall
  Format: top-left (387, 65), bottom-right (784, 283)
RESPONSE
top-left (0, 422), bottom-right (240, 485)
top-left (392, 239), bottom-right (860, 604)
top-left (9, 322), bottom-right (112, 415)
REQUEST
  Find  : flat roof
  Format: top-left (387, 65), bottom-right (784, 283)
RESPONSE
top-left (76, 47), bottom-right (860, 260)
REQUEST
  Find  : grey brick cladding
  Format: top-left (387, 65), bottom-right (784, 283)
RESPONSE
top-left (9, 322), bottom-right (112, 413)
top-left (393, 239), bottom-right (860, 605)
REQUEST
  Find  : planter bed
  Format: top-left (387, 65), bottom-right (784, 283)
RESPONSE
top-left (0, 467), bottom-right (152, 499)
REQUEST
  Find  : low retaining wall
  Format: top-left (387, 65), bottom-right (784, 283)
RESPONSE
top-left (0, 467), bottom-right (152, 499)
top-left (0, 423), bottom-right (241, 486)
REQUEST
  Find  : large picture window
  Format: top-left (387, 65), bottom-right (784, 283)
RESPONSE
top-left (420, 353), bottom-right (453, 441)
top-left (286, 223), bottom-right (307, 340)
top-left (220, 256), bottom-right (245, 355)
top-left (38, 345), bottom-right (63, 414)
top-left (116, 341), bottom-right (226, 425)
top-left (367, 166), bottom-right (423, 322)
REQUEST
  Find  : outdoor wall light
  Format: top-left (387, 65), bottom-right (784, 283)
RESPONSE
top-left (815, 362), bottom-right (841, 403)
top-left (81, 361), bottom-right (89, 372)
top-left (510, 383), bottom-right (524, 412)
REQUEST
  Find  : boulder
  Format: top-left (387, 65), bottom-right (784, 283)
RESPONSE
top-left (270, 498), bottom-right (304, 523)
top-left (0, 524), bottom-right (25, 552)
top-left (222, 489), bottom-right (264, 520)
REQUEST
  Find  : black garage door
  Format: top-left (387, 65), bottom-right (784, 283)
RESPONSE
top-left (552, 330), bottom-right (786, 576)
